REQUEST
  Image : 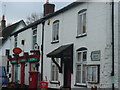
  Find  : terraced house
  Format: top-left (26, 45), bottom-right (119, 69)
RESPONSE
top-left (5, 1), bottom-right (120, 89)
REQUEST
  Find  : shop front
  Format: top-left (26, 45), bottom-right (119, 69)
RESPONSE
top-left (9, 49), bottom-right (40, 88)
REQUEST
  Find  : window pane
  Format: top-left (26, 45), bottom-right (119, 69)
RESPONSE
top-left (33, 36), bottom-right (37, 47)
top-left (92, 67), bottom-right (97, 82)
top-left (78, 15), bottom-right (82, 35)
top-left (33, 30), bottom-right (37, 35)
top-left (83, 13), bottom-right (86, 33)
top-left (78, 52), bottom-right (81, 62)
top-left (51, 58), bottom-right (59, 81)
top-left (55, 66), bottom-right (58, 81)
top-left (82, 65), bottom-right (86, 83)
top-left (83, 52), bottom-right (87, 61)
top-left (87, 67), bottom-right (92, 81)
top-left (53, 21), bottom-right (59, 41)
top-left (76, 65), bottom-right (81, 83)
top-left (51, 65), bottom-right (55, 81)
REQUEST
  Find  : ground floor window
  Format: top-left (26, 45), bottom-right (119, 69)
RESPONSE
top-left (51, 58), bottom-right (59, 81)
top-left (87, 65), bottom-right (100, 83)
top-left (76, 48), bottom-right (87, 85)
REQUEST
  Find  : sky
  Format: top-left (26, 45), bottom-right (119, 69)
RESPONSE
top-left (0, 0), bottom-right (119, 25)
top-left (0, 0), bottom-right (76, 25)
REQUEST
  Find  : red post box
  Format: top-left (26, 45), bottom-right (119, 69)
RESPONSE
top-left (29, 71), bottom-right (39, 88)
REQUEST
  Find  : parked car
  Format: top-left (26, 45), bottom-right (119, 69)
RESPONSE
top-left (0, 66), bottom-right (9, 88)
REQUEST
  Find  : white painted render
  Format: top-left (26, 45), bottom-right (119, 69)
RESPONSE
top-left (42, 2), bottom-right (120, 89)
top-left (7, 1), bottom-right (120, 89)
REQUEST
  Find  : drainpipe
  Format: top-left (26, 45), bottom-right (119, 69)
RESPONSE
top-left (111, 1), bottom-right (114, 90)
top-left (41, 21), bottom-right (45, 81)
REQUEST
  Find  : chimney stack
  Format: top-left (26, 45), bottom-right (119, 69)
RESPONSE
top-left (43, 0), bottom-right (55, 16)
top-left (1, 15), bottom-right (6, 30)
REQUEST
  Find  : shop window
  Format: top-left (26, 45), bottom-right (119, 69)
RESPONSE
top-left (75, 47), bottom-right (87, 86)
top-left (77, 9), bottom-right (87, 38)
top-left (52, 20), bottom-right (59, 43)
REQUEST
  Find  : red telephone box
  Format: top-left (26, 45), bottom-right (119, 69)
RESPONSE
top-left (29, 71), bottom-right (39, 88)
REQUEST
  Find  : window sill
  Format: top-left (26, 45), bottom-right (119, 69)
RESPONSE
top-left (74, 83), bottom-right (87, 87)
top-left (76, 33), bottom-right (87, 38)
top-left (50, 81), bottom-right (60, 84)
top-left (87, 81), bottom-right (99, 84)
top-left (51, 40), bottom-right (59, 44)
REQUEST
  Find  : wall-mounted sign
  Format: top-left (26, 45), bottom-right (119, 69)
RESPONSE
top-left (91, 50), bottom-right (101, 61)
top-left (28, 57), bottom-right (38, 62)
top-left (10, 60), bottom-right (17, 64)
top-left (13, 48), bottom-right (22, 54)
top-left (19, 59), bottom-right (27, 62)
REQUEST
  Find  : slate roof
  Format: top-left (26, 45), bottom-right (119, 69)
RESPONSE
top-left (0, 20), bottom-right (25, 44)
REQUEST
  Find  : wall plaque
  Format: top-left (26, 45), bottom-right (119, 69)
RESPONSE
top-left (91, 50), bottom-right (101, 61)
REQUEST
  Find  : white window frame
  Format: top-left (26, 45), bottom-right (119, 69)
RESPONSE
top-left (86, 65), bottom-right (99, 83)
top-left (32, 27), bottom-right (37, 48)
top-left (77, 10), bottom-right (87, 37)
top-left (51, 58), bottom-right (59, 82)
top-left (76, 50), bottom-right (87, 86)
top-left (52, 20), bottom-right (59, 42)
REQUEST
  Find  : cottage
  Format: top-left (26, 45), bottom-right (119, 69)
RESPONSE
top-left (0, 15), bottom-right (26, 83)
top-left (6, 1), bottom-right (120, 89)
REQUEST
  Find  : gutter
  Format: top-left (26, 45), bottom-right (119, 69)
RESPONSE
top-left (111, 1), bottom-right (115, 90)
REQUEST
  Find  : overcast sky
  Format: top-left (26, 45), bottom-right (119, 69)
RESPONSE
top-left (0, 0), bottom-right (76, 24)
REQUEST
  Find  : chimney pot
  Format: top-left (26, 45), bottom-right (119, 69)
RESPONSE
top-left (44, 3), bottom-right (55, 16)
top-left (2, 15), bottom-right (5, 20)
top-left (1, 15), bottom-right (6, 30)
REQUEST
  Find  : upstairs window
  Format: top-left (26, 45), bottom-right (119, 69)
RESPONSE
top-left (32, 25), bottom-right (37, 48)
top-left (14, 35), bottom-right (18, 48)
top-left (77, 9), bottom-right (87, 37)
top-left (52, 20), bottom-right (59, 43)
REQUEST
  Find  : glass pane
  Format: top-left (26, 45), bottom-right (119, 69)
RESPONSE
top-left (83, 13), bottom-right (86, 33)
top-left (53, 24), bottom-right (56, 41)
top-left (87, 67), bottom-right (92, 81)
top-left (78, 52), bottom-right (81, 62)
top-left (51, 65), bottom-right (55, 81)
top-left (78, 15), bottom-right (82, 35)
top-left (76, 65), bottom-right (81, 83)
top-left (33, 29), bottom-right (37, 35)
top-left (55, 67), bottom-right (58, 81)
top-left (92, 67), bottom-right (97, 82)
top-left (33, 36), bottom-right (37, 46)
top-left (82, 65), bottom-right (86, 83)
top-left (83, 52), bottom-right (87, 61)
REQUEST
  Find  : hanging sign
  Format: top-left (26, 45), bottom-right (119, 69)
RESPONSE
top-left (13, 48), bottom-right (22, 54)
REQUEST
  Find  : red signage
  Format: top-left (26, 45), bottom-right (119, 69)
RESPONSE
top-left (13, 48), bottom-right (22, 54)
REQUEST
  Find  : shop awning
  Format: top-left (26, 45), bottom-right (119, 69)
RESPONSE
top-left (47, 44), bottom-right (73, 58)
